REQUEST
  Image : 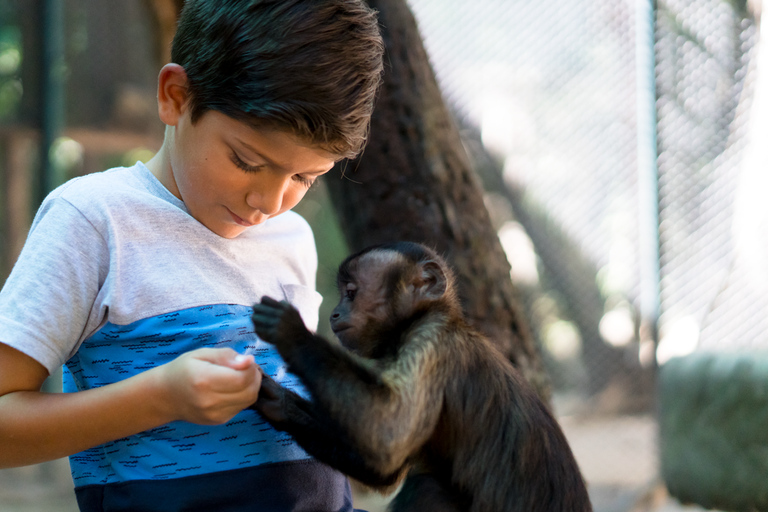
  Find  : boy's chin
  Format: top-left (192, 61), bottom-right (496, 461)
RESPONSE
top-left (205, 222), bottom-right (252, 239)
top-left (198, 210), bottom-right (275, 238)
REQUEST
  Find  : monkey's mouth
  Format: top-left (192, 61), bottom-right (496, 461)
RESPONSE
top-left (331, 321), bottom-right (352, 334)
top-left (331, 325), bottom-right (353, 341)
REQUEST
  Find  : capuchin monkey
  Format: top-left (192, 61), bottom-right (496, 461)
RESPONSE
top-left (250, 242), bottom-right (592, 512)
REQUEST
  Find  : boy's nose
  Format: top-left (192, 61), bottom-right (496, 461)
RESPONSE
top-left (245, 176), bottom-right (289, 216)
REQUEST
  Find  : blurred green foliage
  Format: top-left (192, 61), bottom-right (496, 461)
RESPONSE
top-left (293, 179), bottom-right (350, 339)
top-left (0, 8), bottom-right (22, 123)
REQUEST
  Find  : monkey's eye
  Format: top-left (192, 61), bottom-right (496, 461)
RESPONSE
top-left (344, 284), bottom-right (357, 301)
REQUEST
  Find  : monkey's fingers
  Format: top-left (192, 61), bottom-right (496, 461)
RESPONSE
top-left (251, 308), bottom-right (274, 320)
top-left (252, 313), bottom-right (280, 338)
top-left (259, 296), bottom-right (300, 317)
top-left (252, 304), bottom-right (277, 319)
top-left (251, 297), bottom-right (280, 318)
top-left (252, 325), bottom-right (281, 339)
top-left (257, 375), bottom-right (282, 400)
top-left (252, 301), bottom-right (280, 315)
top-left (254, 396), bottom-right (288, 426)
top-left (258, 296), bottom-right (288, 309)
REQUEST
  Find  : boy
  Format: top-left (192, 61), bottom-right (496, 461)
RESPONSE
top-left (0, 1), bottom-right (383, 510)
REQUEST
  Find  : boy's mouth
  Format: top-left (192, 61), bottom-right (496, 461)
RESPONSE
top-left (227, 208), bottom-right (257, 227)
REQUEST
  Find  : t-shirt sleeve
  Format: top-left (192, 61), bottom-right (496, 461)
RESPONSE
top-left (0, 195), bottom-right (109, 374)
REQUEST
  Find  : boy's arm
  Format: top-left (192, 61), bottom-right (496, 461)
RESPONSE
top-left (0, 343), bottom-right (261, 469)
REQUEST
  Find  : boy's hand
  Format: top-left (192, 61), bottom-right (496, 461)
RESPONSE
top-left (155, 348), bottom-right (262, 425)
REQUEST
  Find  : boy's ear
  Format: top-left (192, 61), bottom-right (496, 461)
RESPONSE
top-left (157, 63), bottom-right (190, 126)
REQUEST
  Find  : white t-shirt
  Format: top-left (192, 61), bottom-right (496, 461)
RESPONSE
top-left (0, 161), bottom-right (322, 372)
top-left (0, 163), bottom-right (352, 511)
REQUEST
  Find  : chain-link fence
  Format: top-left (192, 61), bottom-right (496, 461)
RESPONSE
top-left (409, 0), bottom-right (759, 508)
top-left (656, 1), bottom-right (762, 357)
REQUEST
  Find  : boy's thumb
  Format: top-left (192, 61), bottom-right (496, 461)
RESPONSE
top-left (230, 353), bottom-right (255, 369)
top-left (196, 347), bottom-right (253, 369)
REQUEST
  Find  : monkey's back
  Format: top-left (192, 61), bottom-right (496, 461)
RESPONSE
top-left (431, 322), bottom-right (592, 512)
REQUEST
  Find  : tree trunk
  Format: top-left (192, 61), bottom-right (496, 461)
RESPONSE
top-left (324, 0), bottom-right (549, 399)
top-left (144, 0), bottom-right (186, 66)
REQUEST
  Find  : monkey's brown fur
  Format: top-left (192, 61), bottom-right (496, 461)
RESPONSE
top-left (251, 242), bottom-right (592, 512)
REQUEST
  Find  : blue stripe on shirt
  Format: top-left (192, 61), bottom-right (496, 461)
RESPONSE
top-left (63, 304), bottom-right (313, 486)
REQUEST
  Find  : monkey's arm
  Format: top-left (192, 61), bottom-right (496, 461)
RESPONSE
top-left (252, 298), bottom-right (444, 477)
top-left (250, 374), bottom-right (405, 487)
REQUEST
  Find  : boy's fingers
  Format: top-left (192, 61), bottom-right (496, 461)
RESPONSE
top-left (183, 348), bottom-right (259, 393)
top-left (228, 354), bottom-right (255, 370)
top-left (192, 347), bottom-right (254, 369)
top-left (212, 369), bottom-right (262, 404)
top-left (202, 359), bottom-right (260, 394)
top-left (191, 347), bottom-right (237, 364)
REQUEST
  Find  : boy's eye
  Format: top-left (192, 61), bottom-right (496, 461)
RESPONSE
top-left (230, 152), bottom-right (265, 173)
top-left (293, 174), bottom-right (316, 189)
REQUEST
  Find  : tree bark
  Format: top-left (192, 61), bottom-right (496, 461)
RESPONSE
top-left (324, 0), bottom-right (549, 399)
top-left (144, 0), bottom-right (185, 66)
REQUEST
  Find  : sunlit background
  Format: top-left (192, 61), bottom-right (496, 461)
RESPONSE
top-left (1, 0), bottom-right (766, 511)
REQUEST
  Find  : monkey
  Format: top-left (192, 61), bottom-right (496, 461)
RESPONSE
top-left (250, 241), bottom-right (592, 512)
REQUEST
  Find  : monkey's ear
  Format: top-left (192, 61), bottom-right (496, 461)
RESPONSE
top-left (415, 260), bottom-right (447, 300)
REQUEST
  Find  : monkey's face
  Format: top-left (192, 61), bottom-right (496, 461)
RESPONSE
top-left (330, 251), bottom-right (405, 357)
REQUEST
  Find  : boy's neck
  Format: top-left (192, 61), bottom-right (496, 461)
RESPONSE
top-left (145, 129), bottom-right (181, 201)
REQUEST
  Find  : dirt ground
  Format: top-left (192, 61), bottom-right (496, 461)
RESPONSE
top-left (0, 414), bottom-right (717, 512)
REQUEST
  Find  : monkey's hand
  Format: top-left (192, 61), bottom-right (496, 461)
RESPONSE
top-left (252, 296), bottom-right (310, 358)
top-left (250, 373), bottom-right (289, 428)
top-left (250, 373), bottom-right (323, 437)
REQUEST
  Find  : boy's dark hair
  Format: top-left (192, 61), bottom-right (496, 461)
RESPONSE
top-left (172, 0), bottom-right (384, 158)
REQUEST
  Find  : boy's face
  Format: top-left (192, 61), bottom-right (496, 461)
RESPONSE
top-left (164, 109), bottom-right (338, 239)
